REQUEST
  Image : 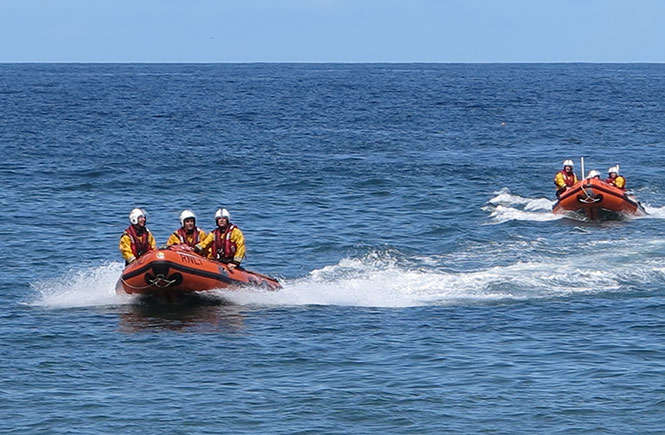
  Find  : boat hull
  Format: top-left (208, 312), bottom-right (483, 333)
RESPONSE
top-left (552, 178), bottom-right (646, 220)
top-left (116, 246), bottom-right (281, 298)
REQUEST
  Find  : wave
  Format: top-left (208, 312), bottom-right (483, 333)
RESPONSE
top-left (28, 237), bottom-right (665, 310)
top-left (28, 262), bottom-right (133, 308)
top-left (642, 204), bottom-right (665, 219)
top-left (484, 188), bottom-right (561, 223)
top-left (220, 246), bottom-right (665, 308)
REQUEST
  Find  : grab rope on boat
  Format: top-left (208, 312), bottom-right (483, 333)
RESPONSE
top-left (579, 195), bottom-right (601, 204)
top-left (578, 184), bottom-right (601, 204)
top-left (146, 274), bottom-right (178, 288)
top-left (119, 275), bottom-right (178, 290)
top-left (119, 277), bottom-right (154, 291)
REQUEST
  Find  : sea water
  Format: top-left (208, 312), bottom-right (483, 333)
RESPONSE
top-left (2, 63), bottom-right (665, 433)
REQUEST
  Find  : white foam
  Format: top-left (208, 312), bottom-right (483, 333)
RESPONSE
top-left (218, 246), bottom-right (665, 308)
top-left (28, 239), bottom-right (665, 310)
top-left (29, 262), bottom-right (134, 308)
top-left (524, 198), bottom-right (556, 211)
top-left (642, 204), bottom-right (665, 219)
top-left (488, 188), bottom-right (533, 206)
top-left (486, 205), bottom-right (562, 224)
top-left (485, 189), bottom-right (558, 223)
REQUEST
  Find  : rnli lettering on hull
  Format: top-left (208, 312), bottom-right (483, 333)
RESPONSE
top-left (180, 253), bottom-right (203, 265)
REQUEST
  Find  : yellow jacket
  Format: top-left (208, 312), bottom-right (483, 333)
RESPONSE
top-left (166, 228), bottom-right (207, 247)
top-left (554, 171), bottom-right (578, 189)
top-left (609, 175), bottom-right (626, 189)
top-left (196, 226), bottom-right (246, 264)
top-left (119, 227), bottom-right (156, 264)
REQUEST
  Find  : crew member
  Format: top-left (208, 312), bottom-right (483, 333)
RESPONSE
top-left (119, 208), bottom-right (156, 265)
top-left (587, 169), bottom-right (601, 180)
top-left (554, 159), bottom-right (578, 197)
top-left (166, 209), bottom-right (207, 249)
top-left (195, 208), bottom-right (246, 269)
top-left (605, 166), bottom-right (626, 190)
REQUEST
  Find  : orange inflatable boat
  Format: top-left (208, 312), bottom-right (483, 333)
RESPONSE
top-left (116, 245), bottom-right (281, 299)
top-left (552, 177), bottom-right (646, 220)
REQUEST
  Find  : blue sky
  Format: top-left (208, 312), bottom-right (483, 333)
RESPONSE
top-left (2, 0), bottom-right (665, 62)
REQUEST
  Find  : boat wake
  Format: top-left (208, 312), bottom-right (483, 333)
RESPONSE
top-left (642, 204), bottom-right (665, 219)
top-left (484, 188), bottom-right (561, 223)
top-left (29, 236), bottom-right (665, 310)
top-left (485, 188), bottom-right (665, 223)
top-left (221, 243), bottom-right (665, 308)
top-left (29, 262), bottom-right (133, 308)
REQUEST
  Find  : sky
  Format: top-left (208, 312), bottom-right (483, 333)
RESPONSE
top-left (1, 0), bottom-right (665, 63)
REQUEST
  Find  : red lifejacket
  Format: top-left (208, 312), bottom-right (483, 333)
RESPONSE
top-left (558, 170), bottom-right (576, 187)
top-left (175, 227), bottom-right (201, 247)
top-left (605, 176), bottom-right (626, 190)
top-left (125, 225), bottom-right (153, 258)
top-left (211, 224), bottom-right (237, 261)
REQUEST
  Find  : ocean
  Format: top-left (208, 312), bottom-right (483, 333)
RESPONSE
top-left (2, 63), bottom-right (665, 433)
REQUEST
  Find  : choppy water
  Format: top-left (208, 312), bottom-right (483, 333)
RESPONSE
top-left (2, 63), bottom-right (665, 433)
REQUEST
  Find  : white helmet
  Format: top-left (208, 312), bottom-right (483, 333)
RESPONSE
top-left (179, 209), bottom-right (196, 226)
top-left (562, 159), bottom-right (574, 167)
top-left (608, 165), bottom-right (620, 175)
top-left (587, 170), bottom-right (600, 179)
top-left (215, 208), bottom-right (231, 222)
top-left (129, 208), bottom-right (147, 225)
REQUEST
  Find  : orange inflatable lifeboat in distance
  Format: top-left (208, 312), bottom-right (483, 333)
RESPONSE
top-left (116, 245), bottom-right (281, 299)
top-left (552, 177), bottom-right (646, 220)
